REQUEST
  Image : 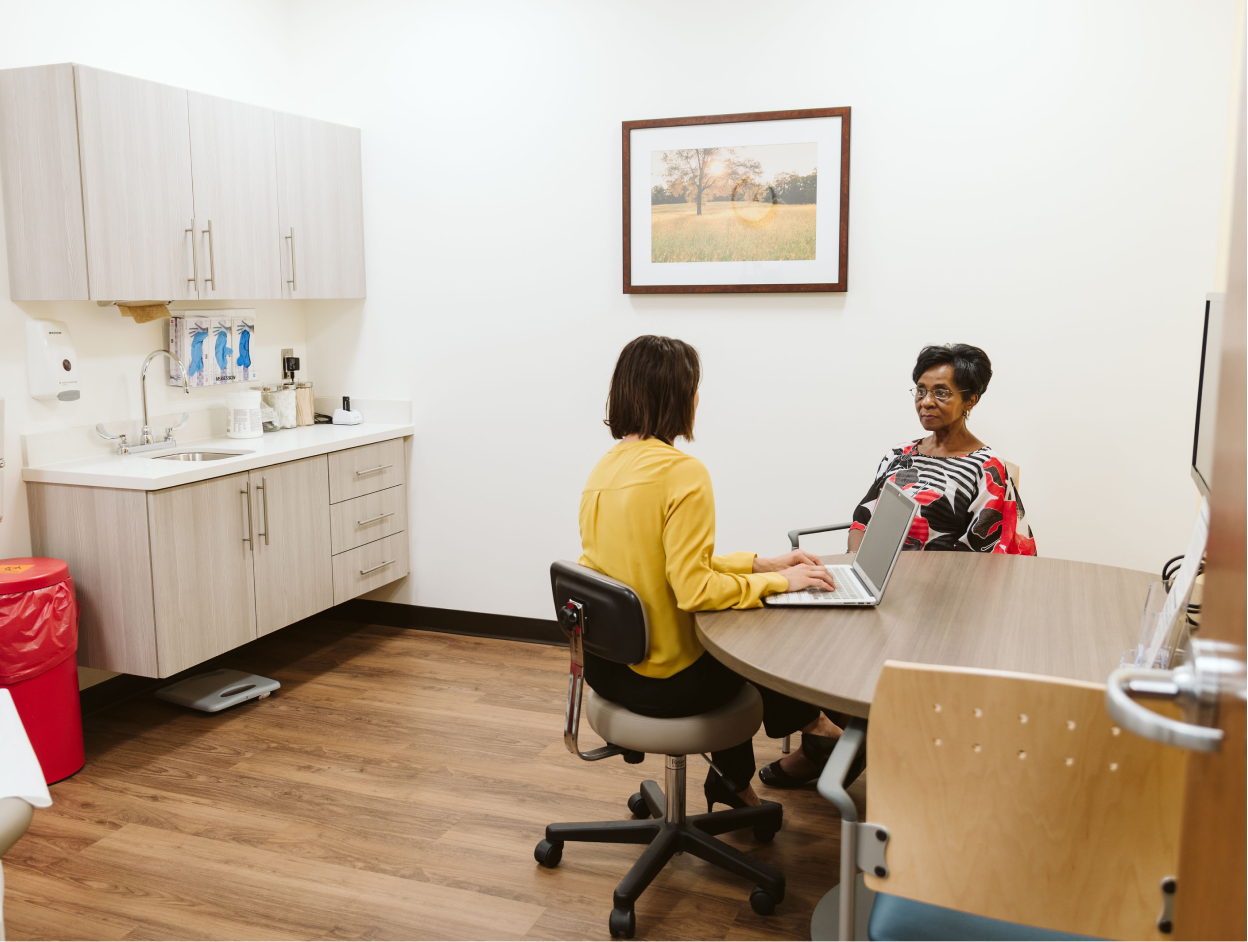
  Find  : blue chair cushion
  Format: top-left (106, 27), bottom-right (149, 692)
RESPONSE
top-left (868, 892), bottom-right (1103, 941)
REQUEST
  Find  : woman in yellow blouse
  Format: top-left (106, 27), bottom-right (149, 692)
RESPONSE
top-left (580, 335), bottom-right (847, 810)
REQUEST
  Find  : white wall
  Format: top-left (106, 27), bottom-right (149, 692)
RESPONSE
top-left (0, 1), bottom-right (1236, 624)
top-left (0, 0), bottom-right (308, 559)
top-left (286, 0), bottom-right (1236, 620)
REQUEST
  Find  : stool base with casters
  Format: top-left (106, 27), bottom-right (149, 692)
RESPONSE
top-left (537, 756), bottom-right (786, 938)
top-left (544, 561), bottom-right (789, 939)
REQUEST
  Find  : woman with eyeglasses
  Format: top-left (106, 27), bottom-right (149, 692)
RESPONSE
top-left (846, 343), bottom-right (1036, 555)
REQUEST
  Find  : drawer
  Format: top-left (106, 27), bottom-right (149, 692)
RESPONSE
top-left (332, 531), bottom-right (410, 605)
top-left (328, 438), bottom-right (405, 503)
top-left (330, 484), bottom-right (406, 555)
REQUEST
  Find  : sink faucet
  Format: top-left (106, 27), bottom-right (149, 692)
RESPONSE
top-left (140, 350), bottom-right (190, 445)
top-left (97, 351), bottom-right (192, 454)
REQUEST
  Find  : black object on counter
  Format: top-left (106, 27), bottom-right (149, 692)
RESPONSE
top-left (343, 396), bottom-right (351, 412)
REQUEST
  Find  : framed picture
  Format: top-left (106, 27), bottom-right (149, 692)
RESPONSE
top-left (623, 107), bottom-right (850, 294)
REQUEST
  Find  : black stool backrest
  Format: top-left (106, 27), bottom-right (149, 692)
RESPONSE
top-left (550, 561), bottom-right (649, 666)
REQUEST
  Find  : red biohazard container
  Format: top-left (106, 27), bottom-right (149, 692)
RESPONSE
top-left (0, 557), bottom-right (84, 784)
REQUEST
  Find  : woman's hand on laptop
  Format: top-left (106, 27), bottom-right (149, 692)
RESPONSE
top-left (753, 550), bottom-right (824, 573)
top-left (754, 551), bottom-right (835, 591)
top-left (776, 563), bottom-right (837, 593)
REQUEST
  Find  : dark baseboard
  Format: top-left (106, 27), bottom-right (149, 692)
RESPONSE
top-left (330, 599), bottom-right (566, 646)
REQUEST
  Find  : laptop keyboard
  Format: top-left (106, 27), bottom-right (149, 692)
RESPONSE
top-left (767, 565), bottom-right (870, 604)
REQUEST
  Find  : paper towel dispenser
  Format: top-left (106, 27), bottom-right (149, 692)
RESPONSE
top-left (26, 319), bottom-right (80, 401)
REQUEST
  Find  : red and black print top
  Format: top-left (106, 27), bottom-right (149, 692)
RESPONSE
top-left (851, 440), bottom-right (1036, 555)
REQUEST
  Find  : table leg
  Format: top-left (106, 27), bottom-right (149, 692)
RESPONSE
top-left (813, 718), bottom-right (869, 940)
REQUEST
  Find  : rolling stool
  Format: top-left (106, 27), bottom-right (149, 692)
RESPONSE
top-left (536, 561), bottom-right (785, 939)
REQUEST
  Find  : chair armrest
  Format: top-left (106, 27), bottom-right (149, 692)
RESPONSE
top-left (788, 522), bottom-right (853, 550)
top-left (0, 797), bottom-right (33, 858)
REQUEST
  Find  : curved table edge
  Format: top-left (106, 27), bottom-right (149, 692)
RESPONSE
top-left (694, 618), bottom-right (873, 719)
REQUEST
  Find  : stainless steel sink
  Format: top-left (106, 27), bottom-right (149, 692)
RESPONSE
top-left (150, 451), bottom-right (251, 462)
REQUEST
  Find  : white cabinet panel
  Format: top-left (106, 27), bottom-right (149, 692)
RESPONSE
top-left (0, 64), bottom-right (89, 300)
top-left (275, 112), bottom-right (366, 299)
top-left (147, 473), bottom-right (258, 677)
top-left (188, 92), bottom-right (283, 300)
top-left (74, 65), bottom-right (197, 301)
top-left (249, 455), bottom-right (334, 636)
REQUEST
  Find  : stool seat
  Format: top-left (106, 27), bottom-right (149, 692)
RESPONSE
top-left (586, 683), bottom-right (763, 756)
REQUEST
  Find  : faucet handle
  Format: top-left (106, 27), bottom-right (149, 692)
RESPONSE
top-left (95, 423), bottom-right (126, 442)
top-left (165, 412), bottom-right (190, 438)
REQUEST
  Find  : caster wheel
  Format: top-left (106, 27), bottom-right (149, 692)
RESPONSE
top-left (750, 887), bottom-right (778, 916)
top-left (534, 839), bottom-right (563, 868)
top-left (753, 825), bottom-right (778, 842)
top-left (608, 907), bottom-right (636, 938)
top-left (627, 791), bottom-right (651, 818)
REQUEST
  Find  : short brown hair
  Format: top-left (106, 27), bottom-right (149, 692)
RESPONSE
top-left (605, 335), bottom-right (701, 442)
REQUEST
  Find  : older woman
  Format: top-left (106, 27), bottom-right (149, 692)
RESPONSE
top-left (848, 343), bottom-right (1036, 555)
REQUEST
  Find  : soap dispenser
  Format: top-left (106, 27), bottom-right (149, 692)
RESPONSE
top-left (26, 320), bottom-right (81, 401)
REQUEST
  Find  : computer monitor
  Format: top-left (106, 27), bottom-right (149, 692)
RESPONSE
top-left (1192, 293), bottom-right (1225, 496)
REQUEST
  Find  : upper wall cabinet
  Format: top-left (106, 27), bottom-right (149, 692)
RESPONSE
top-left (275, 114), bottom-right (366, 300)
top-left (188, 92), bottom-right (283, 300)
top-left (0, 64), bottom-right (90, 300)
top-left (75, 66), bottom-right (198, 302)
top-left (0, 63), bottom-right (366, 302)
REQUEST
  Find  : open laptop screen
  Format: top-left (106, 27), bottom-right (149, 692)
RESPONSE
top-left (854, 481), bottom-right (917, 594)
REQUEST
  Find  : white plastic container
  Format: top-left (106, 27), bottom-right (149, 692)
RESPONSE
top-left (226, 388), bottom-right (264, 439)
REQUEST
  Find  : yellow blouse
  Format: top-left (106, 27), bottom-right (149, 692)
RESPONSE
top-left (579, 438), bottom-right (788, 678)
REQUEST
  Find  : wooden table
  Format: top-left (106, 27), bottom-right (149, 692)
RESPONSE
top-left (697, 551), bottom-right (1156, 939)
top-left (696, 552), bottom-right (1155, 718)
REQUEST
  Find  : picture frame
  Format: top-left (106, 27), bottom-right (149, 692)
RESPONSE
top-left (623, 107), bottom-right (850, 294)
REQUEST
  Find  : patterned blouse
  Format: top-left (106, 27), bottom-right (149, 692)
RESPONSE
top-left (852, 440), bottom-right (1036, 554)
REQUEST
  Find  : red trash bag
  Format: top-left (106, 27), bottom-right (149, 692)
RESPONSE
top-left (0, 558), bottom-right (85, 784)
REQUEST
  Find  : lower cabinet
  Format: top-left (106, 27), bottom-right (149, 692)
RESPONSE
top-left (249, 455), bottom-right (334, 636)
top-left (148, 471), bottom-right (259, 676)
top-left (26, 437), bottom-right (408, 678)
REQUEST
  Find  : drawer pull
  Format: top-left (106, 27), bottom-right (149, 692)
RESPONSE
top-left (356, 463), bottom-right (394, 476)
top-left (357, 511), bottom-right (395, 527)
top-left (360, 559), bottom-right (396, 576)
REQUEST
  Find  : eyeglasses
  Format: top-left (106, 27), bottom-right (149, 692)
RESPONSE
top-left (910, 386), bottom-right (963, 403)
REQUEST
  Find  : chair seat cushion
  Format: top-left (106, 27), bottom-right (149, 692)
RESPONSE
top-left (868, 893), bottom-right (1102, 941)
top-left (585, 683), bottom-right (763, 756)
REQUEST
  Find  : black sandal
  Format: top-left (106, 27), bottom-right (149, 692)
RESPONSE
top-left (758, 732), bottom-right (865, 789)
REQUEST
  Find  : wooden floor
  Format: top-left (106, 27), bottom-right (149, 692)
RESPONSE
top-left (4, 621), bottom-right (862, 941)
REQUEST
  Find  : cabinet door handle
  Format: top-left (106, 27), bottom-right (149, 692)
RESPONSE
top-left (186, 217), bottom-right (200, 291)
top-left (355, 464), bottom-right (393, 476)
top-left (285, 227), bottom-right (297, 291)
top-left (360, 559), bottom-right (395, 576)
top-left (257, 476), bottom-right (270, 545)
top-left (357, 511), bottom-right (395, 526)
top-left (241, 481), bottom-right (253, 546)
top-left (202, 219), bottom-right (216, 289)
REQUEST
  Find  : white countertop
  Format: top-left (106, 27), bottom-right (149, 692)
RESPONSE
top-left (22, 422), bottom-right (413, 490)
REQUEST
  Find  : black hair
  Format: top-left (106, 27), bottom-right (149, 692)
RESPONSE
top-left (606, 335), bottom-right (701, 442)
top-left (912, 344), bottom-right (992, 401)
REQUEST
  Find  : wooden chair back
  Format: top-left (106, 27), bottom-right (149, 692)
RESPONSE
top-left (865, 661), bottom-right (1186, 940)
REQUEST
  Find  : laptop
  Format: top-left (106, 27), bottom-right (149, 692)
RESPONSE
top-left (763, 480), bottom-right (918, 607)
